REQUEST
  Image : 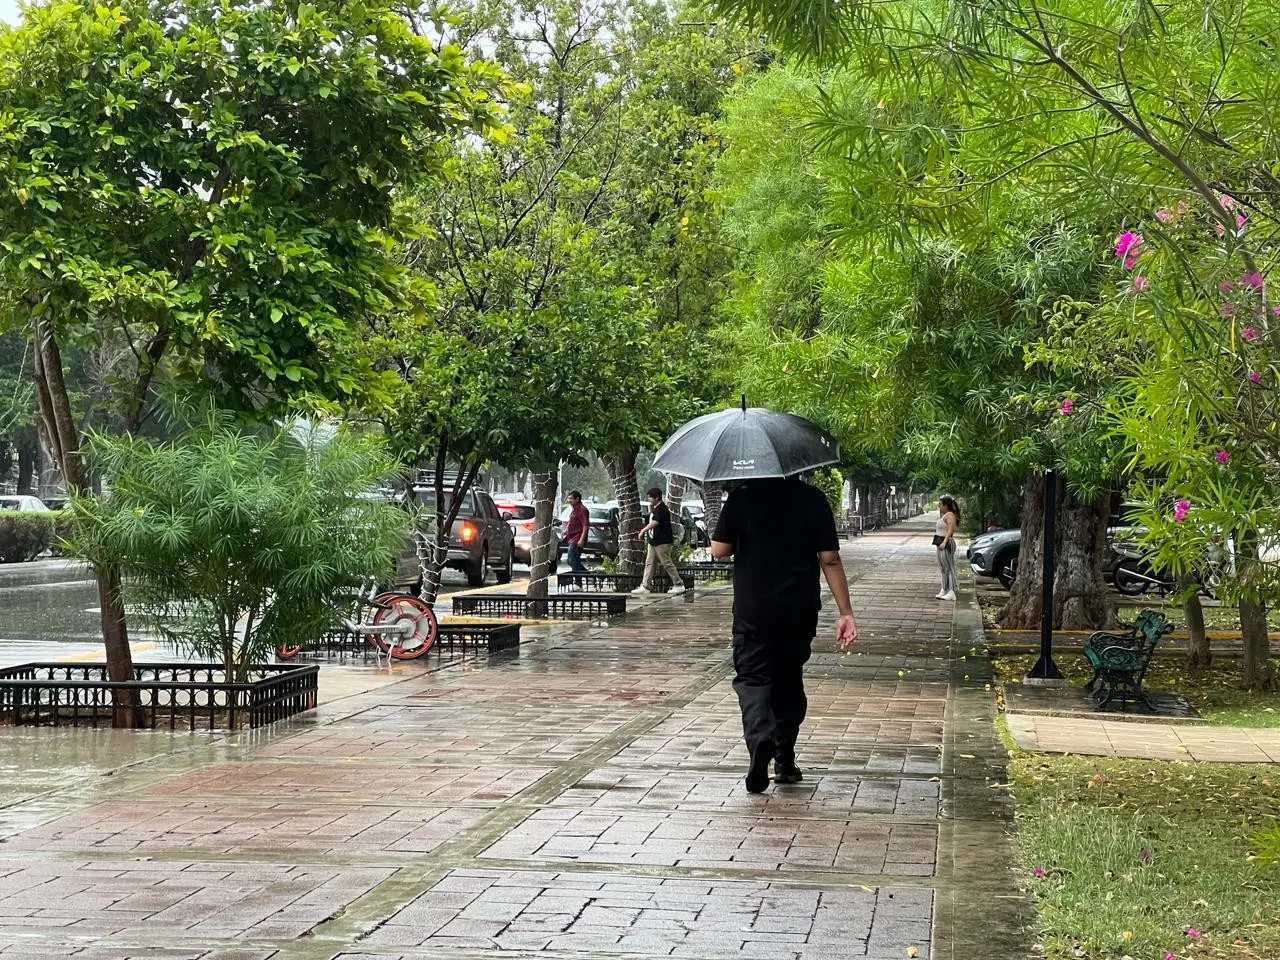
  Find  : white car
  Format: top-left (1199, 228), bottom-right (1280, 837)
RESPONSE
top-left (0, 495), bottom-right (49, 512)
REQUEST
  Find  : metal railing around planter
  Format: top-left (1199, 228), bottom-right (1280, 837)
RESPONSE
top-left (678, 562), bottom-right (734, 582)
top-left (451, 592), bottom-right (628, 620)
top-left (0, 662), bottom-right (318, 730)
top-left (435, 622), bottom-right (521, 654)
top-left (558, 572), bottom-right (693, 593)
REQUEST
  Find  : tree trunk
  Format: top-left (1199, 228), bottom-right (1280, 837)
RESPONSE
top-left (526, 470), bottom-right (558, 615)
top-left (1179, 574), bottom-right (1210, 669)
top-left (1239, 596), bottom-right (1274, 690)
top-left (16, 441), bottom-right (35, 494)
top-left (34, 311), bottom-right (138, 722)
top-left (1052, 487), bottom-right (1110, 630)
top-left (996, 473), bottom-right (1047, 630)
top-left (667, 474), bottom-right (687, 545)
top-left (703, 480), bottom-right (725, 541)
top-left (606, 446), bottom-right (644, 575)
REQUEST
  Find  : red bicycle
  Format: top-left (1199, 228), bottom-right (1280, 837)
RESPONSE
top-left (277, 581), bottom-right (438, 662)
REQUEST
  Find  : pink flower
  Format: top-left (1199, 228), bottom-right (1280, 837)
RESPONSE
top-left (1242, 326), bottom-right (1258, 341)
top-left (1238, 213), bottom-right (1248, 229)
top-left (1215, 449), bottom-right (1230, 464)
top-left (1221, 304), bottom-right (1237, 317)
top-left (1218, 193), bottom-right (1235, 210)
top-left (1114, 231), bottom-right (1143, 261)
top-left (1272, 305), bottom-right (1280, 317)
top-left (1174, 499), bottom-right (1191, 523)
top-left (1249, 370), bottom-right (1262, 383)
top-left (1059, 398), bottom-right (1074, 415)
top-left (1130, 274), bottom-right (1149, 292)
top-left (1220, 279), bottom-right (1236, 294)
top-left (1164, 953), bottom-right (1176, 960)
top-left (1242, 270), bottom-right (1264, 290)
top-left (1033, 866), bottom-right (1046, 878)
top-left (1186, 927), bottom-right (1201, 940)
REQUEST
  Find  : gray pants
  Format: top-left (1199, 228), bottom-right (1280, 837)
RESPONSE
top-left (937, 542), bottom-right (958, 595)
top-left (643, 543), bottom-right (682, 588)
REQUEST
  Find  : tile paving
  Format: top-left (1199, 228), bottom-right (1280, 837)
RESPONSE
top-left (0, 518), bottom-right (1021, 959)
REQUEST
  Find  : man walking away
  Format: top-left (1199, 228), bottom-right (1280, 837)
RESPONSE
top-left (711, 476), bottom-right (858, 793)
top-left (632, 487), bottom-right (687, 596)
top-left (562, 490), bottom-right (591, 574)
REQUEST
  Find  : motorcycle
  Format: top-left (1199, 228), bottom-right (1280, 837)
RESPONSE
top-left (1110, 540), bottom-right (1218, 598)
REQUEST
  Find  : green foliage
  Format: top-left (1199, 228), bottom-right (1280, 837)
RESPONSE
top-left (0, 510), bottom-right (52, 562)
top-left (68, 421), bottom-right (407, 678)
top-left (809, 468), bottom-right (843, 516)
top-left (0, 0), bottom-right (501, 422)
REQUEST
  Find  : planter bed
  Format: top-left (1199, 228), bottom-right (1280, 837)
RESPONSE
top-left (436, 622), bottom-right (521, 654)
top-left (678, 562), bottom-right (734, 582)
top-left (451, 592), bottom-right (628, 620)
top-left (0, 662), bottom-right (318, 730)
top-left (558, 571), bottom-right (693, 593)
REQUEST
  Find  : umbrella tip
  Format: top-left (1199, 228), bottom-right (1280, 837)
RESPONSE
top-left (740, 394), bottom-right (747, 413)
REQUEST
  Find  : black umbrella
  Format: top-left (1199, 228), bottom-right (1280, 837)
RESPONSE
top-left (652, 397), bottom-right (841, 482)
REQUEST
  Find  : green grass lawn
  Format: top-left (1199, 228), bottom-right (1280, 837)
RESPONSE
top-left (991, 651), bottom-right (1280, 726)
top-left (1012, 754), bottom-right (1280, 960)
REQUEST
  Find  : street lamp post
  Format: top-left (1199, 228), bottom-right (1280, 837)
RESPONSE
top-left (1025, 468), bottom-right (1065, 684)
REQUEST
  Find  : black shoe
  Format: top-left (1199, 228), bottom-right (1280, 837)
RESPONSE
top-left (774, 760), bottom-right (803, 784)
top-left (745, 739), bottom-right (775, 794)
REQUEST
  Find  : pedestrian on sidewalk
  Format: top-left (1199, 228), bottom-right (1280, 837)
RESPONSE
top-left (935, 496), bottom-right (960, 601)
top-left (562, 490), bottom-right (591, 574)
top-left (632, 488), bottom-right (686, 596)
top-left (710, 476), bottom-right (858, 793)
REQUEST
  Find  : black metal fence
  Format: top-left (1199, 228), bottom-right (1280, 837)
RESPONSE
top-left (451, 593), bottom-right (628, 620)
top-left (558, 572), bottom-right (694, 593)
top-left (677, 562), bottom-right (734, 582)
top-left (0, 662), bottom-right (318, 730)
top-left (436, 622), bottom-right (521, 654)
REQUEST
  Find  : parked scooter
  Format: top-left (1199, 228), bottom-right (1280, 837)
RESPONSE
top-left (1110, 540), bottom-right (1219, 597)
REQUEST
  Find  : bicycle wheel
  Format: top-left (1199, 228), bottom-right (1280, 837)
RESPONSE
top-left (369, 592), bottom-right (438, 660)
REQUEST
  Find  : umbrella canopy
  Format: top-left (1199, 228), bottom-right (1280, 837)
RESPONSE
top-left (652, 398), bottom-right (841, 482)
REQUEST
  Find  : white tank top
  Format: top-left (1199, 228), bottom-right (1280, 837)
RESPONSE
top-left (935, 514), bottom-right (950, 536)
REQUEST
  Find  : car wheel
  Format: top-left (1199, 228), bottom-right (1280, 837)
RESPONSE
top-left (996, 554), bottom-right (1018, 590)
top-left (496, 545), bottom-right (514, 584)
top-left (467, 548), bottom-right (488, 587)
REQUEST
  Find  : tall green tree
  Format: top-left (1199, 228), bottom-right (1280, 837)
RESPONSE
top-left (0, 0), bottom-right (498, 702)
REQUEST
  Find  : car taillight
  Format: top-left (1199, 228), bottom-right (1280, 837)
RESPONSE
top-left (460, 522), bottom-right (477, 544)
top-left (520, 521), bottom-right (535, 531)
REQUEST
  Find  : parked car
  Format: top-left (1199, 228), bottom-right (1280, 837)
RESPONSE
top-left (967, 528), bottom-right (1020, 588)
top-left (0, 495), bottom-right (49, 512)
top-left (680, 501), bottom-right (709, 546)
top-left (558, 503), bottom-right (620, 560)
top-left (393, 484), bottom-right (516, 589)
top-left (496, 500), bottom-right (560, 569)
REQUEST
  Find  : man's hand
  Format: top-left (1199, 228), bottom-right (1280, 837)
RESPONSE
top-left (837, 615), bottom-right (858, 651)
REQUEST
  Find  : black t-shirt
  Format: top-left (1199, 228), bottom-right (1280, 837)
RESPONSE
top-left (712, 478), bottom-right (840, 631)
top-left (651, 501), bottom-right (674, 546)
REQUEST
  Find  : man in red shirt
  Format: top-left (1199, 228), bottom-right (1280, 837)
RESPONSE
top-left (562, 490), bottom-right (591, 573)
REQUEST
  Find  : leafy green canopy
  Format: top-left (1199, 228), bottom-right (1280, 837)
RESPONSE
top-left (69, 421), bottom-right (407, 676)
top-left (0, 0), bottom-right (501, 419)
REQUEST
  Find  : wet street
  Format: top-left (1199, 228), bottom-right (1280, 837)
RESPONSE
top-left (0, 560), bottom-right (530, 668)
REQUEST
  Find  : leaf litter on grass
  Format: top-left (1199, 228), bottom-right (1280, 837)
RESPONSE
top-left (1011, 754), bottom-right (1280, 960)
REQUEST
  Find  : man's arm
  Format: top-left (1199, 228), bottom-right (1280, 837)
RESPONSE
top-left (819, 549), bottom-right (858, 649)
top-left (710, 539), bottom-right (733, 560)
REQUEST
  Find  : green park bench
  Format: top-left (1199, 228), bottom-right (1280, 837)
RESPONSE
top-left (1083, 609), bottom-right (1174, 713)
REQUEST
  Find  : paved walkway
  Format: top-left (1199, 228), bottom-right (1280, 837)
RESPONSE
top-left (0, 518), bottom-right (1022, 960)
top-left (1006, 714), bottom-right (1280, 762)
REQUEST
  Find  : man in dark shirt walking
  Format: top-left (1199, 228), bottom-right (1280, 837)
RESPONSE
top-left (632, 488), bottom-right (687, 596)
top-left (711, 476), bottom-right (858, 793)
top-left (562, 491), bottom-right (591, 573)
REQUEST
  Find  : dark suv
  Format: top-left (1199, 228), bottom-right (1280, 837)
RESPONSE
top-left (394, 486), bottom-right (516, 589)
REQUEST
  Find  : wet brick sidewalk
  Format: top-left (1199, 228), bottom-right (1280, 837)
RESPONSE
top-left (0, 518), bottom-right (1025, 960)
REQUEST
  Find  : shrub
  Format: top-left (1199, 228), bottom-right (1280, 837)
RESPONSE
top-left (67, 421), bottom-right (409, 679)
top-left (0, 512), bottom-right (54, 562)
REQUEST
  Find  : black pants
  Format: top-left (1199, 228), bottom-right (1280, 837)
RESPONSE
top-left (731, 613), bottom-right (817, 762)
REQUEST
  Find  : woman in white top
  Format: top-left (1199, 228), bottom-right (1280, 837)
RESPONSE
top-left (935, 496), bottom-right (960, 601)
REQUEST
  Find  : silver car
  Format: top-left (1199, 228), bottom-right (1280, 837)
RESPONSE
top-left (394, 487), bottom-right (516, 589)
top-left (496, 500), bottom-right (560, 569)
